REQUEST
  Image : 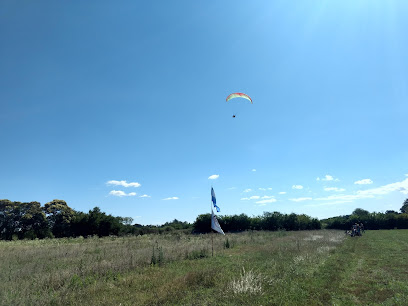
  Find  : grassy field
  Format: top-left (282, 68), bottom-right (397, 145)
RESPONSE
top-left (1, 230), bottom-right (407, 305)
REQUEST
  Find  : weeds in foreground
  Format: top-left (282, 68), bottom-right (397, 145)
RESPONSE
top-left (228, 267), bottom-right (264, 295)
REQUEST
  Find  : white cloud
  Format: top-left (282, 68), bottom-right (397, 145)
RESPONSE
top-left (109, 190), bottom-right (137, 197)
top-left (107, 180), bottom-right (141, 188)
top-left (255, 198), bottom-right (277, 204)
top-left (292, 185), bottom-right (303, 190)
top-left (163, 197), bottom-right (179, 200)
top-left (315, 194), bottom-right (372, 202)
top-left (249, 195), bottom-right (261, 200)
top-left (356, 178), bottom-right (408, 195)
top-left (354, 179), bottom-right (373, 185)
top-left (241, 196), bottom-right (261, 200)
top-left (279, 191), bottom-right (286, 194)
top-left (405, 174), bottom-right (408, 177)
top-left (243, 189), bottom-right (252, 193)
top-left (317, 175), bottom-right (339, 181)
top-left (242, 195), bottom-right (274, 201)
top-left (227, 187), bottom-right (237, 190)
top-left (289, 197), bottom-right (312, 202)
top-left (251, 169), bottom-right (256, 172)
top-left (139, 194), bottom-right (151, 198)
top-left (314, 178), bottom-right (408, 204)
top-left (324, 187), bottom-right (346, 192)
top-left (259, 187), bottom-right (273, 191)
top-left (208, 174), bottom-right (219, 180)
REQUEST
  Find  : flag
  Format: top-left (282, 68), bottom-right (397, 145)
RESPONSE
top-left (211, 187), bottom-right (220, 212)
top-left (211, 209), bottom-right (225, 235)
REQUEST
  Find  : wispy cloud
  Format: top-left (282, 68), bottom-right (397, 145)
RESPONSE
top-left (251, 169), bottom-right (256, 172)
top-left (163, 197), bottom-right (179, 200)
top-left (324, 187), bottom-right (346, 192)
top-left (279, 191), bottom-right (286, 195)
top-left (356, 178), bottom-right (408, 195)
top-left (107, 180), bottom-right (141, 188)
top-left (315, 194), bottom-right (369, 202)
top-left (227, 187), bottom-right (237, 190)
top-left (289, 197), bottom-right (312, 202)
top-left (317, 175), bottom-right (339, 181)
top-left (139, 194), bottom-right (151, 198)
top-left (315, 178), bottom-right (408, 202)
top-left (354, 179), bottom-right (373, 185)
top-left (241, 196), bottom-right (261, 200)
top-left (292, 185), bottom-right (303, 190)
top-left (259, 187), bottom-right (273, 191)
top-left (242, 195), bottom-right (274, 201)
top-left (243, 189), bottom-right (252, 193)
top-left (208, 174), bottom-right (219, 180)
top-left (255, 198), bottom-right (277, 205)
top-left (109, 190), bottom-right (137, 197)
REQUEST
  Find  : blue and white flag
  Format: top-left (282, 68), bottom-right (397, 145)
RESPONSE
top-left (211, 209), bottom-right (225, 235)
top-left (211, 187), bottom-right (220, 212)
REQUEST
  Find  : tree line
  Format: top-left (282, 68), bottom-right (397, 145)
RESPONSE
top-left (0, 199), bottom-right (134, 240)
top-left (0, 199), bottom-right (196, 240)
top-left (322, 199), bottom-right (408, 230)
top-left (193, 211), bottom-right (321, 233)
top-left (1, 198), bottom-right (323, 240)
top-left (4, 197), bottom-right (406, 240)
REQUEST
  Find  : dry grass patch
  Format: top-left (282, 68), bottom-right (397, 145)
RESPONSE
top-left (228, 267), bottom-right (264, 295)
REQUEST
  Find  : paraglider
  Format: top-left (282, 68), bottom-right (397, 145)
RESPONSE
top-left (226, 93), bottom-right (253, 103)
top-left (226, 93), bottom-right (252, 118)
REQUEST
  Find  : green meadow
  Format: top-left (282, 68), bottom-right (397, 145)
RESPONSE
top-left (1, 230), bottom-right (407, 305)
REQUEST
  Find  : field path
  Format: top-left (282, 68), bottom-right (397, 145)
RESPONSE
top-left (309, 230), bottom-right (408, 305)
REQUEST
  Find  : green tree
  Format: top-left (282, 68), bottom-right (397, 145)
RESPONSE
top-left (283, 213), bottom-right (298, 231)
top-left (0, 200), bottom-right (51, 240)
top-left (44, 199), bottom-right (75, 237)
top-left (20, 201), bottom-right (51, 239)
top-left (261, 211), bottom-right (283, 231)
top-left (193, 214), bottom-right (211, 233)
top-left (352, 208), bottom-right (370, 217)
top-left (0, 200), bottom-right (21, 240)
top-left (400, 198), bottom-right (408, 214)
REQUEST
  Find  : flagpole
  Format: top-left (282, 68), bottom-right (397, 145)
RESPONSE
top-left (212, 232), bottom-right (214, 257)
top-left (211, 186), bottom-right (213, 257)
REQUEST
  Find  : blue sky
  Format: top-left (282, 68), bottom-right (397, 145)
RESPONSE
top-left (1, 1), bottom-right (407, 225)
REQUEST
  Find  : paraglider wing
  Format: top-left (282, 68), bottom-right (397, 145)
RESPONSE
top-left (226, 93), bottom-right (252, 103)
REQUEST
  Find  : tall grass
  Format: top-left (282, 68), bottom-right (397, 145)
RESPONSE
top-left (1, 230), bottom-right (406, 305)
